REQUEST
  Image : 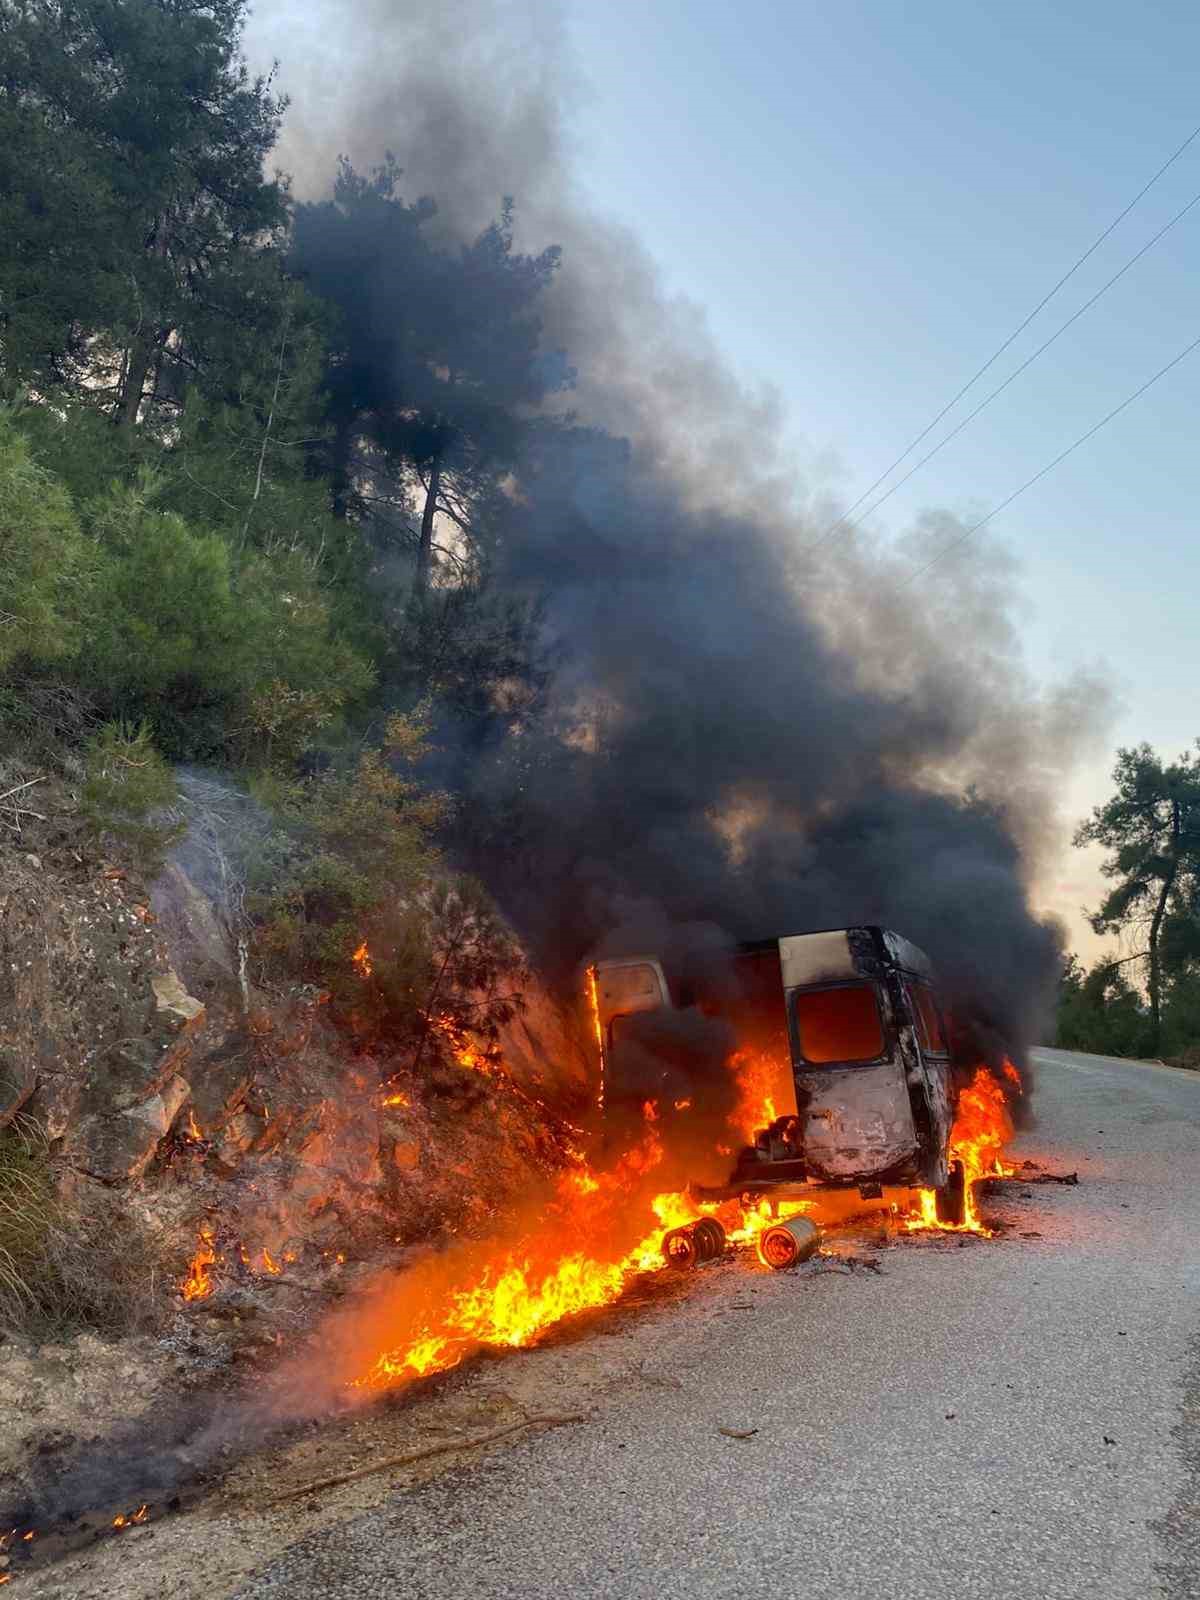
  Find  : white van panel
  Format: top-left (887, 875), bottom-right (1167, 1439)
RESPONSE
top-left (778, 930), bottom-right (856, 988)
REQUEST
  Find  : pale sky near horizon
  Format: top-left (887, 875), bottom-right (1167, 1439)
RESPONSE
top-left (555, 0), bottom-right (1198, 962)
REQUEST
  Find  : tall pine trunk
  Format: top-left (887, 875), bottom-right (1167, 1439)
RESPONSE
top-left (1148, 797), bottom-right (1182, 1052)
top-left (330, 413), bottom-right (355, 520)
top-left (117, 215), bottom-right (170, 428)
top-left (414, 455), bottom-right (442, 594)
top-left (118, 339), bottom-right (155, 427)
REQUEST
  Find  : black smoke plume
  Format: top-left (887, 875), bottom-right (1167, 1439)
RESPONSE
top-left (244, 0), bottom-right (1109, 1092)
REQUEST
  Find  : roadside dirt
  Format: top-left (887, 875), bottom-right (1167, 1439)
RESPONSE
top-left (5, 1196), bottom-right (1040, 1600)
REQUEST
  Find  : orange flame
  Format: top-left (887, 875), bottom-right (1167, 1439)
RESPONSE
top-left (112, 1505), bottom-right (149, 1529)
top-left (432, 1014), bottom-right (499, 1077)
top-left (343, 1159), bottom-right (832, 1395)
top-left (586, 965), bottom-right (604, 1107)
top-left (293, 1024), bottom-right (1022, 1403)
top-left (350, 1129), bottom-right (697, 1390)
top-left (352, 941), bottom-right (373, 978)
top-left (586, 965), bottom-right (603, 1055)
top-left (908, 1063), bottom-right (1020, 1235)
top-left (728, 1049), bottom-right (793, 1142)
top-left (180, 1225), bottom-right (217, 1302)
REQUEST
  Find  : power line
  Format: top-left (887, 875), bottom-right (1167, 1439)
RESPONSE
top-left (897, 330), bottom-right (1200, 588)
top-left (839, 184), bottom-right (1200, 534)
top-left (810, 117), bottom-right (1200, 552)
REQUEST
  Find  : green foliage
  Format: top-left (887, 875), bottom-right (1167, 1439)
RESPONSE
top-left (0, 460), bottom-right (376, 763)
top-left (0, 4), bottom-right (563, 1066)
top-left (1053, 949), bottom-right (1200, 1060)
top-left (0, 0), bottom-right (289, 422)
top-left (1076, 742), bottom-right (1200, 1049)
top-left (81, 720), bottom-right (182, 867)
top-left (0, 408), bottom-right (93, 670)
top-left (1054, 954), bottom-right (1155, 1058)
top-left (248, 712), bottom-right (449, 1011)
top-left (292, 158), bottom-right (570, 586)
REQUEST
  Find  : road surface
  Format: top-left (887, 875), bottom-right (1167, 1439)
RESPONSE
top-left (227, 1046), bottom-right (1200, 1600)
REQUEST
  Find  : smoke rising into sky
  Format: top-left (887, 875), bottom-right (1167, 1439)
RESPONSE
top-left (245, 0), bottom-right (1111, 1058)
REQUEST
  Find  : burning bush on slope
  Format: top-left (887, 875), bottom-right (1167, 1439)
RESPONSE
top-left (244, 712), bottom-right (528, 1056)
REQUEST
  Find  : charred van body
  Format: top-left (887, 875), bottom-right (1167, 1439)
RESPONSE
top-left (590, 925), bottom-right (964, 1225)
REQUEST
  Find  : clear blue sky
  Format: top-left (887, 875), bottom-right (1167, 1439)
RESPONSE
top-left (560, 0), bottom-right (1199, 950)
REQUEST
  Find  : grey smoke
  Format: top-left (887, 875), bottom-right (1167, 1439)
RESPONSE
top-left (245, 0), bottom-right (1111, 1076)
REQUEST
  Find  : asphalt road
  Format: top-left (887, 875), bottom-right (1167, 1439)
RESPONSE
top-left (235, 1048), bottom-right (1200, 1600)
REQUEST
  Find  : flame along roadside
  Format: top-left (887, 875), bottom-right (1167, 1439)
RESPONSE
top-left (7, 1043), bottom-right (1018, 1556)
top-left (175, 959), bottom-right (1021, 1383)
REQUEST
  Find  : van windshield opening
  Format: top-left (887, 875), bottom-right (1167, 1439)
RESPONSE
top-left (794, 984), bottom-right (885, 1065)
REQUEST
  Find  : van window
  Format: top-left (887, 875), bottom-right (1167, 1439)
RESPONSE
top-left (793, 984), bottom-right (885, 1065)
top-left (906, 981), bottom-right (949, 1056)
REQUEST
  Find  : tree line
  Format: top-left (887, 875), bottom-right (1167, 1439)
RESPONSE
top-left (0, 0), bottom-right (577, 1047)
top-left (1056, 744), bottom-right (1200, 1062)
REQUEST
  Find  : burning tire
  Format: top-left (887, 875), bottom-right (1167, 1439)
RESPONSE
top-left (661, 1217), bottom-right (727, 1269)
top-left (756, 1215), bottom-right (821, 1270)
top-left (935, 1160), bottom-right (966, 1226)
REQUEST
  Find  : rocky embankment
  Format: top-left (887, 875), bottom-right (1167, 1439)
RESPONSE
top-left (0, 772), bottom-right (589, 1477)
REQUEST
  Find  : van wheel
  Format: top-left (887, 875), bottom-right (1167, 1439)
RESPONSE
top-left (935, 1160), bottom-right (966, 1226)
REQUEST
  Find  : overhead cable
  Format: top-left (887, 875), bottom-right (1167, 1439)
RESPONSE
top-left (897, 330), bottom-right (1200, 587)
top-left (835, 185), bottom-right (1200, 536)
top-left (810, 118), bottom-right (1200, 551)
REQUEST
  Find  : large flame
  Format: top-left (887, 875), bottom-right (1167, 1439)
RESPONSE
top-left (351, 1134), bottom-right (683, 1388)
top-left (728, 1048), bottom-right (793, 1142)
top-left (200, 967), bottom-right (1023, 1401)
top-left (908, 1063), bottom-right (1020, 1235)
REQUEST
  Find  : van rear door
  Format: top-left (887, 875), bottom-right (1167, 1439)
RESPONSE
top-left (590, 958), bottom-right (670, 1102)
top-left (786, 974), bottom-right (919, 1181)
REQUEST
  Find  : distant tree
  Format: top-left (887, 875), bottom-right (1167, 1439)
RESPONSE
top-left (1076, 743), bottom-right (1200, 1051)
top-left (1054, 952), bottom-right (1154, 1057)
top-left (292, 157), bottom-right (571, 590)
top-left (0, 0), bottom-right (289, 424)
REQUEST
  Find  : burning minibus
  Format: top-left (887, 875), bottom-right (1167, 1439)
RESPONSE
top-left (590, 925), bottom-right (967, 1225)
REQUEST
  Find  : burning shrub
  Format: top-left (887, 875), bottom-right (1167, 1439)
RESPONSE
top-left (248, 715), bottom-right (528, 1057)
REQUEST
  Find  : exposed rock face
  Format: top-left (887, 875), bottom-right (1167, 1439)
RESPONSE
top-left (0, 771), bottom-right (591, 1330)
top-left (71, 1072), bottom-right (194, 1183)
top-left (0, 837), bottom-right (202, 1167)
